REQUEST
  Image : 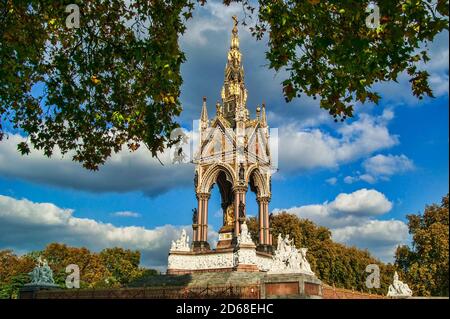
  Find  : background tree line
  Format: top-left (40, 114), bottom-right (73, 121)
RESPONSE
top-left (247, 213), bottom-right (395, 295)
top-left (0, 244), bottom-right (157, 299)
top-left (247, 194), bottom-right (449, 296)
top-left (395, 194), bottom-right (449, 296)
top-left (1, 194), bottom-right (448, 298)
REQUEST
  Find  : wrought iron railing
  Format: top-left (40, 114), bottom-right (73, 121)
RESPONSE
top-left (35, 284), bottom-right (260, 299)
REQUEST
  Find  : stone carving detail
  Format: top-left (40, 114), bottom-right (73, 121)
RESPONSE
top-left (239, 201), bottom-right (245, 219)
top-left (387, 272), bottom-right (413, 297)
top-left (239, 163), bottom-right (245, 181)
top-left (237, 222), bottom-right (254, 246)
top-left (170, 229), bottom-right (191, 252)
top-left (168, 252), bottom-right (235, 270)
top-left (268, 234), bottom-right (314, 275)
top-left (167, 232), bottom-right (316, 275)
top-left (194, 171), bottom-right (198, 189)
top-left (234, 247), bottom-right (257, 266)
top-left (255, 254), bottom-right (272, 272)
top-left (27, 257), bottom-right (57, 286)
top-left (192, 208), bottom-right (198, 224)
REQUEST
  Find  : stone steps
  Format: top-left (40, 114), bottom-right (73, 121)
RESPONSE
top-left (129, 272), bottom-right (265, 288)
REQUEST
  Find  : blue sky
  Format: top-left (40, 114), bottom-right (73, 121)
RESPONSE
top-left (0, 2), bottom-right (448, 269)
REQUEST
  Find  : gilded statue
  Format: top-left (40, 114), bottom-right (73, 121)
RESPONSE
top-left (225, 204), bottom-right (234, 226)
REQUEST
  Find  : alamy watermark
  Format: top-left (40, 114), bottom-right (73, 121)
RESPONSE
top-left (65, 4), bottom-right (80, 29)
top-left (65, 264), bottom-right (80, 289)
top-left (366, 2), bottom-right (381, 29)
top-left (61, 3), bottom-right (379, 30)
top-left (365, 264), bottom-right (381, 289)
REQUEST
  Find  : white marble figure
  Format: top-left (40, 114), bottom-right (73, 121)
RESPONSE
top-left (299, 248), bottom-right (313, 274)
top-left (387, 272), bottom-right (413, 297)
top-left (237, 222), bottom-right (255, 245)
top-left (269, 234), bottom-right (314, 275)
top-left (170, 229), bottom-right (191, 252)
top-left (28, 257), bottom-right (56, 285)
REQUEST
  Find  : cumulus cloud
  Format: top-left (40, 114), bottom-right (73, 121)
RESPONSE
top-left (277, 110), bottom-right (399, 175)
top-left (344, 154), bottom-right (415, 184)
top-left (0, 109), bottom-right (398, 196)
top-left (363, 154), bottom-right (415, 178)
top-left (332, 220), bottom-right (409, 262)
top-left (329, 189), bottom-right (393, 216)
top-left (274, 189), bottom-right (393, 227)
top-left (0, 134), bottom-right (193, 197)
top-left (325, 177), bottom-right (337, 185)
top-left (273, 189), bottom-right (406, 262)
top-left (0, 195), bottom-right (217, 269)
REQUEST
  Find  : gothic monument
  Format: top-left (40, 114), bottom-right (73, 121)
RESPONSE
top-left (167, 17), bottom-right (316, 282)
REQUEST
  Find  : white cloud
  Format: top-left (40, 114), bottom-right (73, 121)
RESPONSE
top-left (0, 195), bottom-right (218, 269)
top-left (344, 176), bottom-right (358, 184)
top-left (363, 154), bottom-right (415, 177)
top-left (274, 189), bottom-right (393, 227)
top-left (181, 2), bottom-right (242, 46)
top-left (329, 189), bottom-right (392, 216)
top-left (277, 112), bottom-right (399, 175)
top-left (112, 211), bottom-right (141, 218)
top-left (359, 174), bottom-right (377, 184)
top-left (332, 220), bottom-right (409, 262)
top-left (345, 154), bottom-right (415, 184)
top-left (273, 189), bottom-right (406, 262)
top-left (0, 110), bottom-right (399, 196)
top-left (326, 177), bottom-right (337, 185)
top-left (0, 134), bottom-right (193, 197)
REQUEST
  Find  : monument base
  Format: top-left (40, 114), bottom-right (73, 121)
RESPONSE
top-left (262, 273), bottom-right (322, 299)
top-left (19, 284), bottom-right (60, 299)
top-left (216, 226), bottom-right (234, 250)
top-left (130, 272), bottom-right (322, 299)
top-left (233, 264), bottom-right (259, 272)
top-left (167, 248), bottom-right (274, 274)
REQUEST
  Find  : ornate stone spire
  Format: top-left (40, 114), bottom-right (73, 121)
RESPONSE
top-left (261, 102), bottom-right (267, 127)
top-left (200, 96), bottom-right (208, 123)
top-left (221, 16), bottom-right (248, 126)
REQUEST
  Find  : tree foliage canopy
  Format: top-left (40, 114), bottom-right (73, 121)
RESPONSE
top-left (249, 0), bottom-right (449, 119)
top-left (395, 194), bottom-right (449, 296)
top-left (1, 0), bottom-right (448, 169)
top-left (1, 0), bottom-right (193, 169)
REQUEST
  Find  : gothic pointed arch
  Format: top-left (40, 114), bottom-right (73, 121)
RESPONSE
top-left (200, 162), bottom-right (236, 194)
top-left (246, 165), bottom-right (269, 197)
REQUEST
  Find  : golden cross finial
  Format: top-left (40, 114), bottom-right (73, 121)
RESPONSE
top-left (232, 15), bottom-right (238, 27)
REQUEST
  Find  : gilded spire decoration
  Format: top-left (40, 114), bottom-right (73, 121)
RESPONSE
top-left (221, 16), bottom-right (248, 126)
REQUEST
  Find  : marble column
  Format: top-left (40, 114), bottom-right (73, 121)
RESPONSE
top-left (257, 196), bottom-right (271, 246)
top-left (193, 192), bottom-right (211, 250)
